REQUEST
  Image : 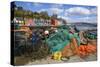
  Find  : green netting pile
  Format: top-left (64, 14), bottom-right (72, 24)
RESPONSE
top-left (85, 33), bottom-right (97, 39)
top-left (46, 29), bottom-right (80, 53)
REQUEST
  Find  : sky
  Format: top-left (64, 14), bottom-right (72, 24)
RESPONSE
top-left (14, 1), bottom-right (97, 23)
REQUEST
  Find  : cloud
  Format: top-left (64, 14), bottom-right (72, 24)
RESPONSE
top-left (65, 7), bottom-right (91, 16)
top-left (58, 16), bottom-right (69, 20)
top-left (38, 9), bottom-right (47, 13)
top-left (90, 8), bottom-right (97, 15)
top-left (32, 3), bottom-right (43, 7)
top-left (58, 16), bottom-right (77, 23)
top-left (49, 8), bottom-right (64, 14)
top-left (64, 7), bottom-right (97, 23)
top-left (51, 4), bottom-right (63, 8)
top-left (37, 6), bottom-right (97, 23)
top-left (38, 7), bottom-right (64, 15)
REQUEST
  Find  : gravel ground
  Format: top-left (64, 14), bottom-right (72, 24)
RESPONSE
top-left (14, 52), bottom-right (97, 66)
top-left (27, 53), bottom-right (97, 65)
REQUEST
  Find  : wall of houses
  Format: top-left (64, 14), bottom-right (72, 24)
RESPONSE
top-left (12, 17), bottom-right (66, 26)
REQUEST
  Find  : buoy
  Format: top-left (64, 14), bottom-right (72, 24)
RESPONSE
top-left (53, 51), bottom-right (62, 60)
top-left (44, 30), bottom-right (49, 35)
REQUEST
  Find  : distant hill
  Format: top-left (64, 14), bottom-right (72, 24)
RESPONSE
top-left (68, 22), bottom-right (97, 27)
top-left (67, 22), bottom-right (97, 31)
